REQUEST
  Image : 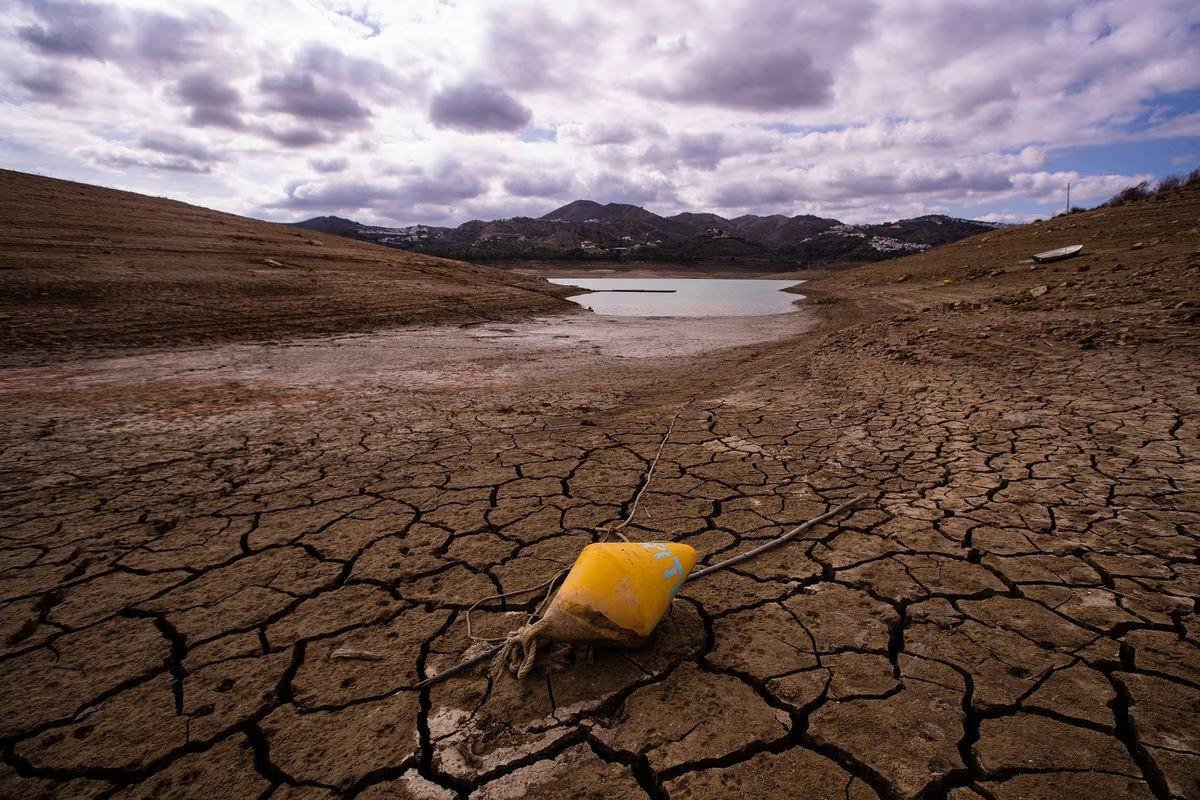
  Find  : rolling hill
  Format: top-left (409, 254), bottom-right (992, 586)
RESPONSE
top-left (0, 170), bottom-right (574, 365)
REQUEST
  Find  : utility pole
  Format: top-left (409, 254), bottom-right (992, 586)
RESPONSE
top-left (1066, 180), bottom-right (1071, 213)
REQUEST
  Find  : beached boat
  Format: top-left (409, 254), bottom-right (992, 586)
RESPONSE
top-left (1032, 244), bottom-right (1083, 263)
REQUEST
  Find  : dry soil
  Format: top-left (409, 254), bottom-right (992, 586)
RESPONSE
top-left (1, 175), bottom-right (1198, 800)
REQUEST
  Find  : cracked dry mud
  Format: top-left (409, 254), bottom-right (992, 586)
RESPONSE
top-left (2, 190), bottom-right (1199, 800)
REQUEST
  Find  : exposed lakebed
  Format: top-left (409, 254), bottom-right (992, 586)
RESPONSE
top-left (549, 277), bottom-right (805, 317)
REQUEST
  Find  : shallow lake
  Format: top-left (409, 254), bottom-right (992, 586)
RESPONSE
top-left (548, 278), bottom-right (805, 317)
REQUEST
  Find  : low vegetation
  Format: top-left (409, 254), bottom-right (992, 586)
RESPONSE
top-left (1100, 166), bottom-right (1200, 207)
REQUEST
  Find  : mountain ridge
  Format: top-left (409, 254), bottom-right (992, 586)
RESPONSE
top-left (292, 199), bottom-right (1005, 268)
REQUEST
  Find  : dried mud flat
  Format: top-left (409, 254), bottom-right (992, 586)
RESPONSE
top-left (1, 186), bottom-right (1199, 800)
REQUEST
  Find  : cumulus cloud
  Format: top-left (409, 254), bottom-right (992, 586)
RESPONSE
top-left (259, 126), bottom-right (338, 147)
top-left (503, 173), bottom-right (574, 198)
top-left (272, 159), bottom-right (487, 216)
top-left (710, 177), bottom-right (809, 210)
top-left (806, 160), bottom-right (1015, 201)
top-left (429, 81), bottom-right (532, 133)
top-left (978, 210), bottom-right (1039, 224)
top-left (636, 1), bottom-right (873, 111)
top-left (160, 42), bottom-right (408, 147)
top-left (1009, 171), bottom-right (1150, 204)
top-left (258, 41), bottom-right (403, 125)
top-left (647, 49), bottom-right (834, 111)
top-left (292, 42), bottom-right (405, 90)
top-left (83, 146), bottom-right (214, 174)
top-left (587, 171), bottom-right (680, 206)
top-left (17, 0), bottom-right (232, 71)
top-left (140, 133), bottom-right (223, 163)
top-left (173, 73), bottom-right (244, 129)
top-left (17, 0), bottom-right (116, 59)
top-left (252, 44), bottom-right (411, 145)
top-left (560, 121), bottom-right (661, 147)
top-left (16, 64), bottom-right (78, 102)
top-left (259, 72), bottom-right (370, 124)
top-left (482, 4), bottom-right (599, 90)
top-left (710, 157), bottom-right (1022, 211)
top-left (310, 156), bottom-right (349, 173)
top-left (641, 131), bottom-right (775, 171)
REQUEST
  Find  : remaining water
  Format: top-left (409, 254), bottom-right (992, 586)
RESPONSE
top-left (548, 278), bottom-right (804, 317)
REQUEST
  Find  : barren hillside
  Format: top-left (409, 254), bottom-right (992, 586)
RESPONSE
top-left (0, 170), bottom-right (574, 365)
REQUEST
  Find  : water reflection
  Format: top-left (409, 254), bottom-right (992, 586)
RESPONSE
top-left (549, 278), bottom-right (804, 317)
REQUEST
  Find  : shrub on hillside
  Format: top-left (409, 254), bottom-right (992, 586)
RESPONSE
top-left (1099, 166), bottom-right (1198, 208)
top-left (1157, 174), bottom-right (1182, 193)
top-left (1102, 181), bottom-right (1152, 207)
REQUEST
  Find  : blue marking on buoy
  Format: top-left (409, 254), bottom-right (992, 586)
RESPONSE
top-left (642, 543), bottom-right (685, 596)
top-left (666, 558), bottom-right (684, 597)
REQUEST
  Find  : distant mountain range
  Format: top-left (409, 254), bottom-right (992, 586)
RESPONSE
top-left (292, 199), bottom-right (1005, 268)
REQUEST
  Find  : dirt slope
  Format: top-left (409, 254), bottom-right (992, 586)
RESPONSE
top-left (0, 185), bottom-right (1197, 799)
top-left (808, 183), bottom-right (1199, 314)
top-left (0, 169), bottom-right (575, 366)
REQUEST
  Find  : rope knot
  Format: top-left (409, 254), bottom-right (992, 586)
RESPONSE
top-left (490, 619), bottom-right (545, 679)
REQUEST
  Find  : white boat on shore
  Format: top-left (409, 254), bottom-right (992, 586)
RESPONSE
top-left (1032, 244), bottom-right (1083, 263)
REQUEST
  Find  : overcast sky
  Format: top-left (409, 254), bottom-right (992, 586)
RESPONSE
top-left (3, 0), bottom-right (1199, 226)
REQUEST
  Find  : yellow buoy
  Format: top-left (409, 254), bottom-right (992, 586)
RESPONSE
top-left (549, 542), bottom-right (698, 643)
top-left (496, 541), bottom-right (698, 677)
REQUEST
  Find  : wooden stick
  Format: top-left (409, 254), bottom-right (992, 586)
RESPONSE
top-left (331, 648), bottom-right (386, 661)
top-left (688, 493), bottom-right (869, 580)
top-left (415, 643), bottom-right (503, 688)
